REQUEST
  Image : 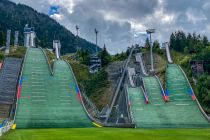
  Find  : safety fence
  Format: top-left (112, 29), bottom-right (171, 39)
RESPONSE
top-left (0, 121), bottom-right (14, 137)
top-left (135, 53), bottom-right (148, 76)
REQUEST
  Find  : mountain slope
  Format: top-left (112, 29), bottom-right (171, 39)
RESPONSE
top-left (0, 0), bottom-right (99, 54)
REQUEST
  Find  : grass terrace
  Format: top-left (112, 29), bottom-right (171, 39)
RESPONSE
top-left (1, 128), bottom-right (210, 140)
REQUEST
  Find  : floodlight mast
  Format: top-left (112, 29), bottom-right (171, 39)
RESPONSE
top-left (76, 25), bottom-right (79, 37)
top-left (76, 25), bottom-right (79, 52)
top-left (146, 29), bottom-right (155, 72)
top-left (95, 28), bottom-right (98, 54)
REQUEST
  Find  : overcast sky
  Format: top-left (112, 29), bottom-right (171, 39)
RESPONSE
top-left (11, 0), bottom-right (210, 54)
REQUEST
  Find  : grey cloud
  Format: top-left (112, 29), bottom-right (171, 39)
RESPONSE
top-left (101, 0), bottom-right (159, 20)
top-left (163, 0), bottom-right (200, 12)
top-left (49, 0), bottom-right (135, 53)
top-left (10, 0), bottom-right (210, 54)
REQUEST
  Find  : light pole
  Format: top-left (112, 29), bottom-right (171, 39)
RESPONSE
top-left (146, 28), bottom-right (155, 72)
top-left (76, 25), bottom-right (79, 51)
top-left (95, 28), bottom-right (98, 54)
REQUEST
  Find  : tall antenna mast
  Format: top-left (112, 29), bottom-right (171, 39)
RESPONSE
top-left (76, 25), bottom-right (79, 52)
top-left (95, 28), bottom-right (98, 54)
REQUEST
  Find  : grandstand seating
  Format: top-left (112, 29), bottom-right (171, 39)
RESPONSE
top-left (0, 58), bottom-right (22, 118)
top-left (15, 48), bottom-right (92, 128)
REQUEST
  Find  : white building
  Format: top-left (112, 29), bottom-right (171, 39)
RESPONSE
top-left (30, 27), bottom-right (36, 47)
top-left (24, 24), bottom-right (36, 48)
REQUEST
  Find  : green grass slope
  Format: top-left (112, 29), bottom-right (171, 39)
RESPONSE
top-left (166, 64), bottom-right (209, 127)
top-left (1, 128), bottom-right (210, 140)
top-left (15, 48), bottom-right (92, 128)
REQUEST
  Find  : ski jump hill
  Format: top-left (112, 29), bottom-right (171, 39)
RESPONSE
top-left (1, 46), bottom-right (209, 130)
top-left (126, 47), bottom-right (210, 128)
top-left (14, 48), bottom-right (93, 128)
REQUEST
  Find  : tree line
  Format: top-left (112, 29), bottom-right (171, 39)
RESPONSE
top-left (170, 31), bottom-right (210, 113)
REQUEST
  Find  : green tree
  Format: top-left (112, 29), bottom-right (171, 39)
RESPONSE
top-left (84, 69), bottom-right (108, 97)
top-left (170, 31), bottom-right (208, 54)
top-left (197, 74), bottom-right (210, 108)
top-left (79, 49), bottom-right (90, 65)
top-left (0, 52), bottom-right (4, 60)
top-left (153, 40), bottom-right (160, 49)
top-left (195, 46), bottom-right (210, 73)
top-left (145, 38), bottom-right (150, 48)
top-left (100, 44), bottom-right (111, 67)
top-left (203, 35), bottom-right (209, 47)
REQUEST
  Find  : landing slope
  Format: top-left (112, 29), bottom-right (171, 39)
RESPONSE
top-left (165, 64), bottom-right (209, 127)
top-left (15, 48), bottom-right (92, 128)
top-left (128, 74), bottom-right (209, 128)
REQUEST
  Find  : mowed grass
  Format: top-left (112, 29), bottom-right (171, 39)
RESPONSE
top-left (1, 128), bottom-right (210, 140)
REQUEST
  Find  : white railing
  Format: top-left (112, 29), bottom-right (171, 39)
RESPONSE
top-left (140, 79), bottom-right (149, 104)
top-left (39, 47), bottom-right (54, 75)
top-left (165, 44), bottom-right (173, 63)
top-left (155, 75), bottom-right (167, 101)
top-left (135, 53), bottom-right (148, 76)
top-left (127, 67), bottom-right (136, 87)
top-left (142, 78), bottom-right (149, 101)
top-left (0, 121), bottom-right (14, 137)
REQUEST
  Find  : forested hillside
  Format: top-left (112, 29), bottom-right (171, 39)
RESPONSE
top-left (0, 0), bottom-right (99, 54)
